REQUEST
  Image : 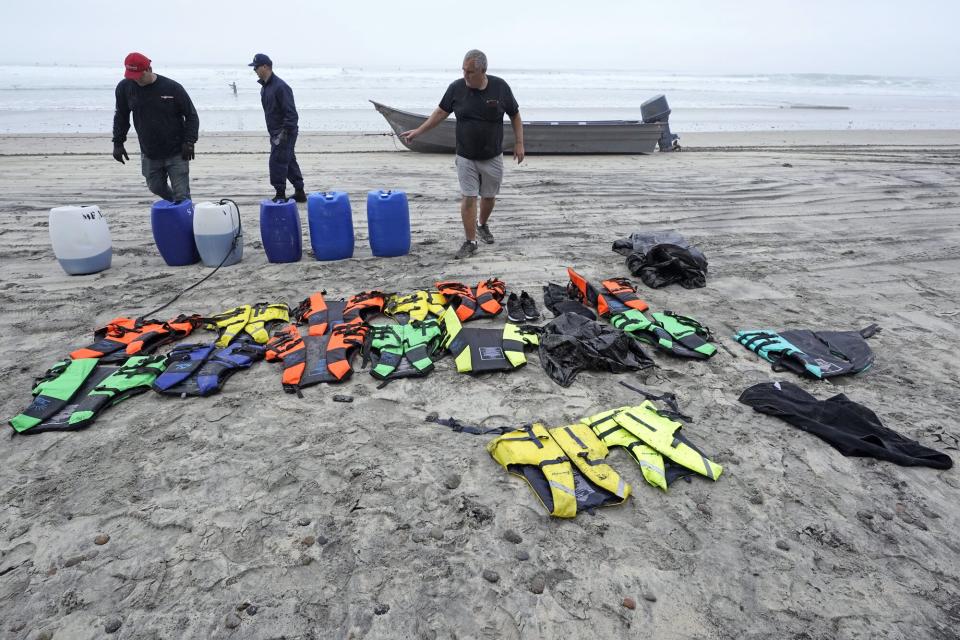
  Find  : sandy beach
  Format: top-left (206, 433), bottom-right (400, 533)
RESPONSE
top-left (1, 130), bottom-right (959, 639)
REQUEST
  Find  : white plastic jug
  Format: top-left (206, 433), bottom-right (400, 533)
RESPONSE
top-left (193, 200), bottom-right (243, 267)
top-left (48, 205), bottom-right (112, 275)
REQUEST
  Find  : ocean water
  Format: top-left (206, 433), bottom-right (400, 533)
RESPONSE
top-left (1, 64), bottom-right (959, 134)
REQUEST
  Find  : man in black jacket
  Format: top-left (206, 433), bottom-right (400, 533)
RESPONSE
top-left (401, 50), bottom-right (524, 260)
top-left (112, 52), bottom-right (199, 202)
top-left (250, 53), bottom-right (307, 203)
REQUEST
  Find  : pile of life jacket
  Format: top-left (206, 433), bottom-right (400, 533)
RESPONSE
top-left (566, 268), bottom-right (716, 360)
top-left (10, 313), bottom-right (206, 434)
top-left (9, 305), bottom-right (283, 434)
top-left (486, 401), bottom-right (722, 518)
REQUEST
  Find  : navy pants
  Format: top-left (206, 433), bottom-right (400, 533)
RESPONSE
top-left (269, 131), bottom-right (304, 191)
top-left (141, 154), bottom-right (190, 202)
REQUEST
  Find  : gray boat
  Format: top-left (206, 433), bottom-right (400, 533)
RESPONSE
top-left (370, 100), bottom-right (668, 155)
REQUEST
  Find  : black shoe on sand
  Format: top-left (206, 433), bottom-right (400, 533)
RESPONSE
top-left (454, 240), bottom-right (478, 260)
top-left (520, 291), bottom-right (540, 321)
top-left (477, 223), bottom-right (494, 244)
top-left (506, 293), bottom-right (524, 322)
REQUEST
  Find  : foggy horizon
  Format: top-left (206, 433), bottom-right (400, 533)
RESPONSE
top-left (2, 0), bottom-right (957, 78)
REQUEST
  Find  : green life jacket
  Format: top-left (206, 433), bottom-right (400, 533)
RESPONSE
top-left (364, 320), bottom-right (444, 381)
top-left (584, 402), bottom-right (722, 490)
top-left (9, 358), bottom-right (100, 433)
top-left (610, 309), bottom-right (716, 359)
top-left (66, 355), bottom-right (167, 430)
top-left (439, 309), bottom-right (539, 373)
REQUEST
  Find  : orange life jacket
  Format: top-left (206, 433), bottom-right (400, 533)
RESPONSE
top-left (600, 278), bottom-right (649, 312)
top-left (265, 318), bottom-right (369, 395)
top-left (70, 314), bottom-right (202, 362)
top-left (436, 278), bottom-right (506, 322)
top-left (342, 290), bottom-right (387, 324)
top-left (567, 268), bottom-right (648, 317)
top-left (293, 291), bottom-right (347, 337)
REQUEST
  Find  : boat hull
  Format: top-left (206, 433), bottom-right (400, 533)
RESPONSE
top-left (370, 101), bottom-right (663, 155)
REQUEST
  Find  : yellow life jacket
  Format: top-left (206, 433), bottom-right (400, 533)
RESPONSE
top-left (384, 290), bottom-right (448, 323)
top-left (205, 303), bottom-right (289, 347)
top-left (586, 403), bottom-right (722, 490)
top-left (440, 308), bottom-right (539, 373)
top-left (487, 422), bottom-right (630, 518)
top-left (206, 305), bottom-right (252, 347)
top-left (583, 407), bottom-right (671, 491)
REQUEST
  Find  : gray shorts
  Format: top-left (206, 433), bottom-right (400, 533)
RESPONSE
top-left (455, 154), bottom-right (503, 198)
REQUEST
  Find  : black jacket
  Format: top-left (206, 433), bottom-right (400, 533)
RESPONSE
top-left (258, 73), bottom-right (299, 136)
top-left (112, 75), bottom-right (199, 159)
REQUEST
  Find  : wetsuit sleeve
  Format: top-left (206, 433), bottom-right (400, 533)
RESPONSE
top-left (112, 82), bottom-right (131, 144)
top-left (280, 83), bottom-right (299, 132)
top-left (502, 81), bottom-right (519, 117)
top-left (178, 85), bottom-right (199, 144)
top-left (439, 82), bottom-right (457, 113)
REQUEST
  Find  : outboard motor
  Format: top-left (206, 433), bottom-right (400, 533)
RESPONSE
top-left (641, 94), bottom-right (680, 152)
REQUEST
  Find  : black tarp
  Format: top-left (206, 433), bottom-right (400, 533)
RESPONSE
top-left (612, 231), bottom-right (708, 289)
top-left (536, 312), bottom-right (654, 387)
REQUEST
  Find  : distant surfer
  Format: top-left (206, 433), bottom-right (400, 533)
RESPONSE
top-left (229, 81), bottom-right (237, 96)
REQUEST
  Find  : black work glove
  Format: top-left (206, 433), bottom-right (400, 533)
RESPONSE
top-left (112, 143), bottom-right (129, 164)
top-left (181, 142), bottom-right (195, 161)
top-left (271, 129), bottom-right (289, 147)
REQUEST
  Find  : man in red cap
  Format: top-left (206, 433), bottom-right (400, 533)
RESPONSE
top-left (112, 52), bottom-right (199, 202)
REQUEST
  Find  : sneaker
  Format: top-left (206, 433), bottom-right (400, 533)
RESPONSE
top-left (454, 240), bottom-right (478, 260)
top-left (506, 293), bottom-right (524, 322)
top-left (520, 291), bottom-right (540, 321)
top-left (272, 188), bottom-right (287, 203)
top-left (292, 189), bottom-right (307, 203)
top-left (477, 223), bottom-right (495, 244)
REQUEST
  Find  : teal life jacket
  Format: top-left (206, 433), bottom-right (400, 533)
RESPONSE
top-left (734, 325), bottom-right (879, 378)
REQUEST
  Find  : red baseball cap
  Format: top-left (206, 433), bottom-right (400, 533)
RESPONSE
top-left (124, 52), bottom-right (151, 80)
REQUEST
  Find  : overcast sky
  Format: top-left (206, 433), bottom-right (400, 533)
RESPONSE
top-left (2, 0), bottom-right (957, 76)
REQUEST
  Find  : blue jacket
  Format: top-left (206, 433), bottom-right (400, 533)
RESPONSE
top-left (259, 73), bottom-right (299, 136)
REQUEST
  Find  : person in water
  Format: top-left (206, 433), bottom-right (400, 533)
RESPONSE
top-left (401, 49), bottom-right (524, 260)
top-left (112, 52), bottom-right (199, 202)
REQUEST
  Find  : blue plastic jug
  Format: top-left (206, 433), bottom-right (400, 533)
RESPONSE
top-left (151, 199), bottom-right (199, 266)
top-left (367, 190), bottom-right (410, 257)
top-left (259, 199), bottom-right (302, 263)
top-left (308, 191), bottom-right (354, 261)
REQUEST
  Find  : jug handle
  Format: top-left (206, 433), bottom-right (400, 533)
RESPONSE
top-left (218, 198), bottom-right (243, 240)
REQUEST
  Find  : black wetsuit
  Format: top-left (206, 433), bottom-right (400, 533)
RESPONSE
top-left (739, 381), bottom-right (952, 469)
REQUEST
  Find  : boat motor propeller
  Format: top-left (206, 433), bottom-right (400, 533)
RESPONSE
top-left (641, 94), bottom-right (680, 152)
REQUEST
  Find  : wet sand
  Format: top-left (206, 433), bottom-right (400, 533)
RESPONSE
top-left (1, 130), bottom-right (959, 639)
